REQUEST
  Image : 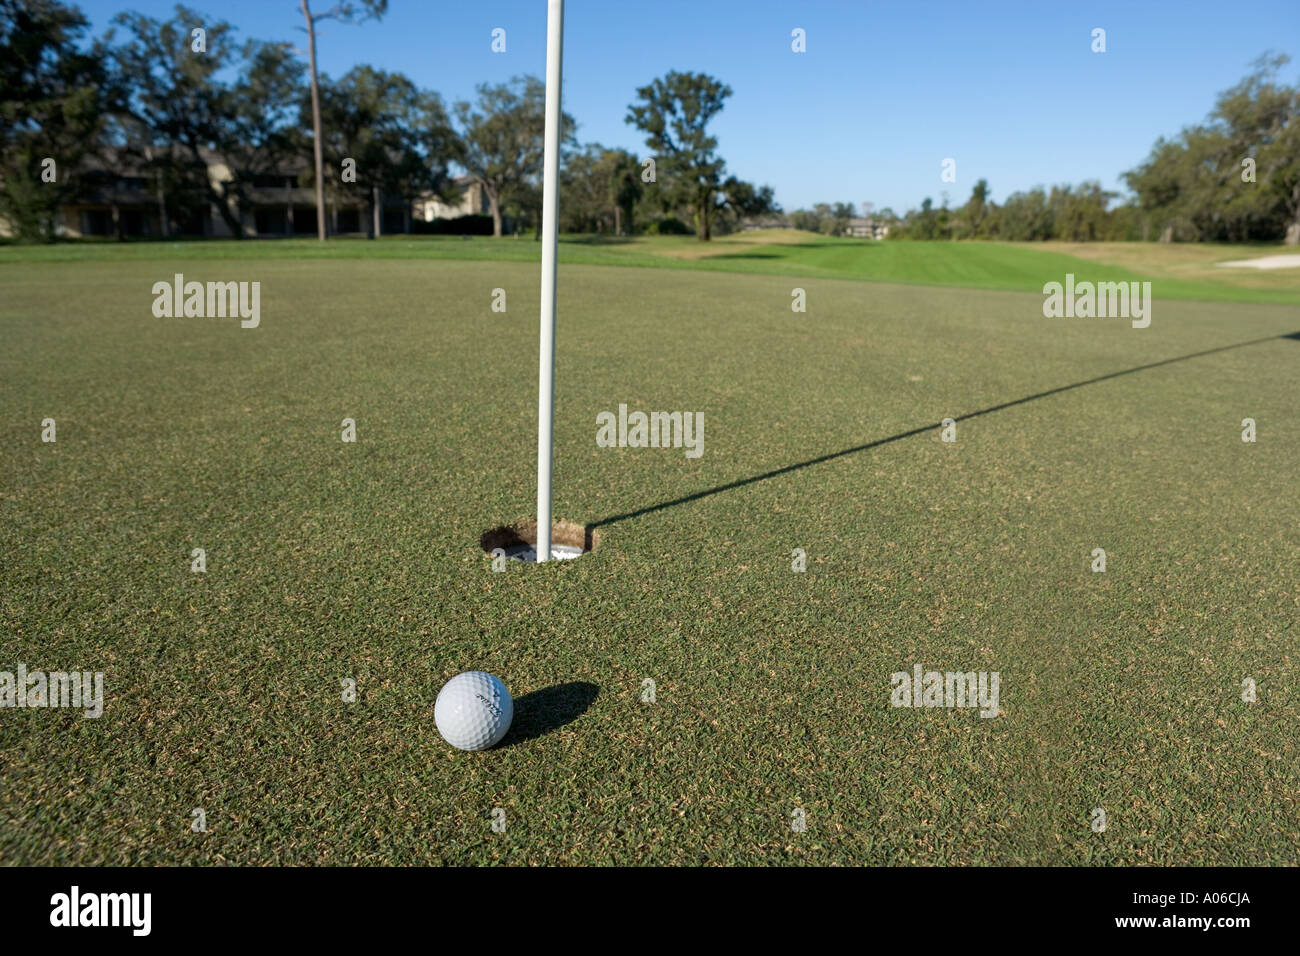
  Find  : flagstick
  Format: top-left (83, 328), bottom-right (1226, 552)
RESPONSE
top-left (536, 0), bottom-right (564, 562)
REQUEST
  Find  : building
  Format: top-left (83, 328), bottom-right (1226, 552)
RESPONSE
top-left (2, 149), bottom-right (475, 239)
top-left (844, 217), bottom-right (890, 240)
top-left (412, 174), bottom-right (488, 222)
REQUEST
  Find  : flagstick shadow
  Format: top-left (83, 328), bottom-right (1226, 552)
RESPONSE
top-left (588, 332), bottom-right (1297, 532)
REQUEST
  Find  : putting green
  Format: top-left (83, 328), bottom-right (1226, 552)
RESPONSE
top-left (1, 257), bottom-right (1296, 864)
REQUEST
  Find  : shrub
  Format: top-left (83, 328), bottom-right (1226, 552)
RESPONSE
top-left (413, 214), bottom-right (494, 236)
top-left (647, 216), bottom-right (691, 235)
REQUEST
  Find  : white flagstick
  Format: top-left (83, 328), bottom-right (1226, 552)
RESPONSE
top-left (536, 0), bottom-right (564, 562)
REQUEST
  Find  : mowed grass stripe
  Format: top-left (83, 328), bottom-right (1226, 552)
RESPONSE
top-left (2, 232), bottom-right (1297, 305)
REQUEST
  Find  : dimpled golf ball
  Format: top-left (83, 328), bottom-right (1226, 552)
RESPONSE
top-left (434, 671), bottom-right (514, 751)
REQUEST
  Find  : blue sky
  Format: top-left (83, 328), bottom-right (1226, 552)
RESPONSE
top-left (80, 0), bottom-right (1300, 214)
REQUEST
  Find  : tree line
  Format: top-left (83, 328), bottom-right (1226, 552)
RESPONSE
top-left (0, 0), bottom-right (777, 242)
top-left (6, 2), bottom-right (1294, 246)
top-left (792, 56), bottom-right (1299, 244)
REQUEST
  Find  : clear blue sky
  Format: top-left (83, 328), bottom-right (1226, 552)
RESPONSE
top-left (81, 0), bottom-right (1300, 214)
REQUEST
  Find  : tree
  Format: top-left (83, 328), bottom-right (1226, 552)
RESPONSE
top-left (825, 201), bottom-right (854, 235)
top-left (559, 144), bottom-right (608, 233)
top-left (996, 188), bottom-right (1053, 240)
top-left (1213, 54), bottom-right (1300, 243)
top-left (718, 177), bottom-right (779, 232)
top-left (233, 41), bottom-right (307, 173)
top-left (961, 179), bottom-right (991, 238)
top-left (455, 75), bottom-right (574, 238)
top-left (1125, 54), bottom-right (1299, 242)
top-left (507, 179), bottom-right (542, 238)
top-left (787, 201), bottom-right (859, 234)
top-left (298, 0), bottom-right (387, 240)
top-left (789, 208), bottom-right (821, 233)
top-left (626, 71), bottom-right (732, 240)
top-left (1126, 129), bottom-right (1230, 241)
top-left (1050, 181), bottom-right (1117, 241)
top-left (112, 7), bottom-right (240, 236)
top-left (112, 7), bottom-right (304, 238)
top-left (310, 66), bottom-right (459, 237)
top-left (0, 0), bottom-right (114, 241)
top-left (597, 147), bottom-right (642, 235)
top-left (900, 197), bottom-right (943, 239)
top-left (561, 146), bottom-right (645, 234)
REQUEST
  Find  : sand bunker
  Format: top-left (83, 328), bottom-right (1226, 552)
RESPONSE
top-left (1216, 254), bottom-right (1300, 270)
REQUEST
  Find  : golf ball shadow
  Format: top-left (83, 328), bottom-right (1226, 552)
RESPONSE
top-left (497, 681), bottom-right (599, 748)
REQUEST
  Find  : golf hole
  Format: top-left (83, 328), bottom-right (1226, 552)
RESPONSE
top-left (481, 520), bottom-right (597, 563)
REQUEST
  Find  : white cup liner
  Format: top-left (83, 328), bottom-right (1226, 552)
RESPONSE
top-left (503, 543), bottom-right (584, 563)
top-left (481, 520), bottom-right (595, 563)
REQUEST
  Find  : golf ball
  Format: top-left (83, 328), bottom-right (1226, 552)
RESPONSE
top-left (434, 671), bottom-right (513, 751)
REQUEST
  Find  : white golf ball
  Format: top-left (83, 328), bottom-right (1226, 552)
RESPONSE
top-left (434, 671), bottom-right (514, 751)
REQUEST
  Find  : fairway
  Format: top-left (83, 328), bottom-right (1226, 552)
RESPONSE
top-left (5, 233), bottom-right (1299, 306)
top-left (2, 253), bottom-right (1298, 865)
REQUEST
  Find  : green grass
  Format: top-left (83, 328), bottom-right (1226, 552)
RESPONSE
top-left (1, 249), bottom-right (1298, 864)
top-left (3, 232), bottom-right (1297, 304)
